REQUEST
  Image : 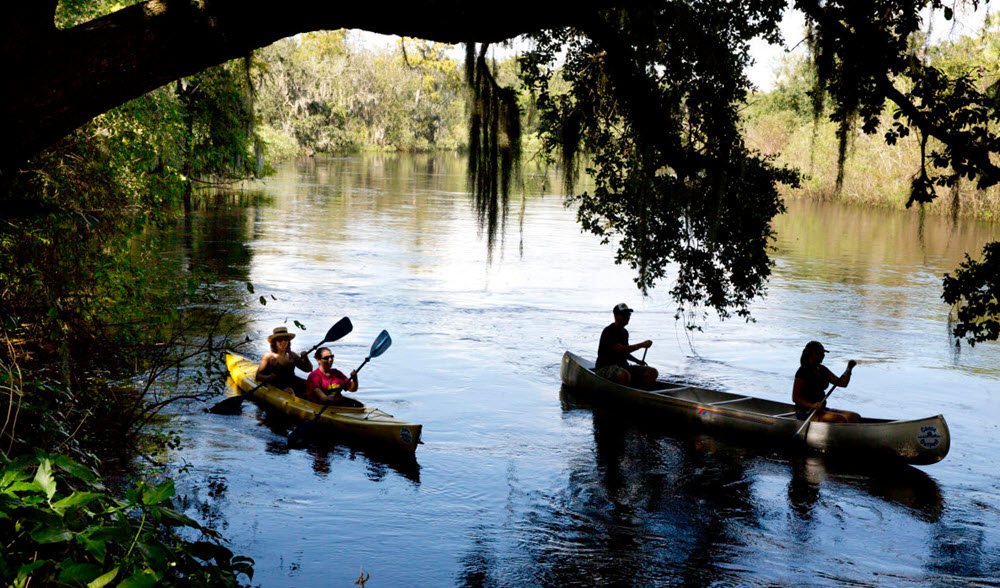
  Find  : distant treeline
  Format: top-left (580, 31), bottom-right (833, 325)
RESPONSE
top-left (254, 33), bottom-right (469, 158)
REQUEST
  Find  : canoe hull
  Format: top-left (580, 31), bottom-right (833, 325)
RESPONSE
top-left (561, 351), bottom-right (949, 465)
top-left (225, 353), bottom-right (421, 453)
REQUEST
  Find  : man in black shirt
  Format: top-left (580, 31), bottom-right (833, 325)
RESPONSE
top-left (595, 303), bottom-right (658, 387)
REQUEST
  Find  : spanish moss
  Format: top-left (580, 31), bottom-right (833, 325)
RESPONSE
top-left (466, 43), bottom-right (522, 256)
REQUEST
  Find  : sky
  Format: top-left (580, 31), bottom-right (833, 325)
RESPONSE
top-left (747, 2), bottom-right (991, 91)
top-left (352, 3), bottom-right (992, 93)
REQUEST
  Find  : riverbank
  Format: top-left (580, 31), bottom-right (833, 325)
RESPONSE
top-left (744, 105), bottom-right (1000, 222)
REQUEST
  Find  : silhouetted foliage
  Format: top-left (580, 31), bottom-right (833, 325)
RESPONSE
top-left (2, 1), bottom-right (999, 339)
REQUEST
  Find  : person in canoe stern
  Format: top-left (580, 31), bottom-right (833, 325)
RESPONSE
top-left (595, 303), bottom-right (658, 387)
top-left (305, 347), bottom-right (361, 407)
top-left (256, 326), bottom-right (313, 396)
top-left (792, 340), bottom-right (861, 423)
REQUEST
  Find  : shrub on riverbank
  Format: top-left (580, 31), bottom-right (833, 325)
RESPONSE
top-left (0, 453), bottom-right (253, 587)
top-left (1, 4), bottom-right (261, 581)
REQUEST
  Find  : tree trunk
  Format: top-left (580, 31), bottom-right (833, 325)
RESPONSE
top-left (0, 0), bottom-right (599, 173)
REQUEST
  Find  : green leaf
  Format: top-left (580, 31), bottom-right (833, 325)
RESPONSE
top-left (31, 525), bottom-right (74, 544)
top-left (53, 491), bottom-right (103, 511)
top-left (8, 481), bottom-right (40, 493)
top-left (142, 480), bottom-right (175, 505)
top-left (58, 562), bottom-right (104, 584)
top-left (156, 506), bottom-right (200, 528)
top-left (77, 532), bottom-right (109, 561)
top-left (87, 567), bottom-right (119, 588)
top-left (246, 282), bottom-right (255, 293)
top-left (50, 454), bottom-right (99, 483)
top-left (187, 540), bottom-right (234, 564)
top-left (259, 295), bottom-right (267, 306)
top-left (17, 560), bottom-right (49, 578)
top-left (118, 569), bottom-right (160, 588)
top-left (33, 459), bottom-right (57, 501)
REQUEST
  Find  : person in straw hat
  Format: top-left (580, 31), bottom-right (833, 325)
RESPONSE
top-left (256, 326), bottom-right (313, 396)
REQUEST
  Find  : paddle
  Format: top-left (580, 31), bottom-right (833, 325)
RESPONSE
top-left (792, 384), bottom-right (838, 440)
top-left (208, 317), bottom-right (354, 415)
top-left (287, 329), bottom-right (392, 447)
top-left (792, 359), bottom-right (858, 440)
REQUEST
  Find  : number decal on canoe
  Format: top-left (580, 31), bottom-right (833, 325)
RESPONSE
top-left (917, 426), bottom-right (942, 449)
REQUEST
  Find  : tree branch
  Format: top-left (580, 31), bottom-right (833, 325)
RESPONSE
top-left (1, 0), bottom-right (628, 170)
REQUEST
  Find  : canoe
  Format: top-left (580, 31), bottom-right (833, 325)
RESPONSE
top-left (225, 352), bottom-right (422, 453)
top-left (560, 351), bottom-right (949, 466)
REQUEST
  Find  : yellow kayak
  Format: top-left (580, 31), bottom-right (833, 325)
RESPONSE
top-left (225, 352), bottom-right (422, 453)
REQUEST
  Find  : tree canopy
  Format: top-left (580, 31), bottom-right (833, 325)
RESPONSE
top-left (3, 0), bottom-right (999, 342)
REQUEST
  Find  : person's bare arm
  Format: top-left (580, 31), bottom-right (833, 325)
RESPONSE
top-left (256, 354), bottom-right (275, 383)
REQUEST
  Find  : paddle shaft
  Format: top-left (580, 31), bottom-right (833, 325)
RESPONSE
top-left (286, 356), bottom-right (373, 446)
top-left (208, 380), bottom-right (266, 414)
top-left (303, 316), bottom-right (354, 357)
top-left (287, 330), bottom-right (390, 446)
top-left (793, 384), bottom-right (839, 439)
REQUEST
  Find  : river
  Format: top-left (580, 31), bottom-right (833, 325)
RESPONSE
top-left (166, 153), bottom-right (1000, 586)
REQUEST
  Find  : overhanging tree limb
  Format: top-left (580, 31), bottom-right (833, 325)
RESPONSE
top-left (1, 0), bottom-right (619, 171)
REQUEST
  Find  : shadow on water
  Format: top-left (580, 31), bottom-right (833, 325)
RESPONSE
top-left (786, 455), bottom-right (944, 525)
top-left (214, 375), bottom-right (422, 483)
top-left (560, 384), bottom-right (945, 521)
top-left (250, 401), bottom-right (421, 485)
top-left (455, 386), bottom-right (766, 586)
top-left (456, 385), bottom-right (951, 586)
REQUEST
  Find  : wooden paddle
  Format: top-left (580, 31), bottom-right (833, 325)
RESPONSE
top-left (792, 360), bottom-right (857, 439)
top-left (287, 329), bottom-right (392, 447)
top-left (208, 317), bottom-right (354, 415)
top-left (792, 384), bottom-right (838, 440)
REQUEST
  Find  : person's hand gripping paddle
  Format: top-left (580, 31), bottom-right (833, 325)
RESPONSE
top-left (287, 330), bottom-right (392, 447)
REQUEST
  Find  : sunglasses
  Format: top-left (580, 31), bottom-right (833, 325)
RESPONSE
top-left (319, 356), bottom-right (334, 361)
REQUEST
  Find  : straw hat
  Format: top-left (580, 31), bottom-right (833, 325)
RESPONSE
top-left (267, 326), bottom-right (296, 343)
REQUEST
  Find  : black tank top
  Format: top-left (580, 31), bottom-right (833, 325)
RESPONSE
top-left (794, 364), bottom-right (833, 406)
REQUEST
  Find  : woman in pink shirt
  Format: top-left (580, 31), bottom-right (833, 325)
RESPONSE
top-left (305, 347), bottom-right (360, 407)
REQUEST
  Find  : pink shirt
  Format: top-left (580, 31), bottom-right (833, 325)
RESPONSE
top-left (306, 368), bottom-right (349, 403)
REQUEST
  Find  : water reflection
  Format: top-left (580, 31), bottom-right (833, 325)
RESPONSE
top-left (787, 456), bottom-right (943, 525)
top-left (535, 384), bottom-right (954, 585)
top-left (250, 416), bottom-right (421, 485)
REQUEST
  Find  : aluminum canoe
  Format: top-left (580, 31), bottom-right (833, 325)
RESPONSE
top-left (560, 351), bottom-right (949, 465)
top-left (225, 352), bottom-right (421, 453)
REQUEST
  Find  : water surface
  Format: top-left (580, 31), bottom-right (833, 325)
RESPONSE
top-left (168, 154), bottom-right (1000, 586)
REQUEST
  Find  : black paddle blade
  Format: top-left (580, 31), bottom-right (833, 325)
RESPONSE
top-left (287, 423), bottom-right (311, 447)
top-left (325, 317), bottom-right (353, 344)
top-left (305, 317), bottom-right (354, 356)
top-left (208, 394), bottom-right (245, 415)
top-left (288, 406), bottom-right (328, 447)
top-left (208, 381), bottom-right (266, 415)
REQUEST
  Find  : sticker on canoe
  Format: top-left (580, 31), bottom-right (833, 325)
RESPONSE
top-left (400, 427), bottom-right (412, 445)
top-left (917, 426), bottom-right (942, 449)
